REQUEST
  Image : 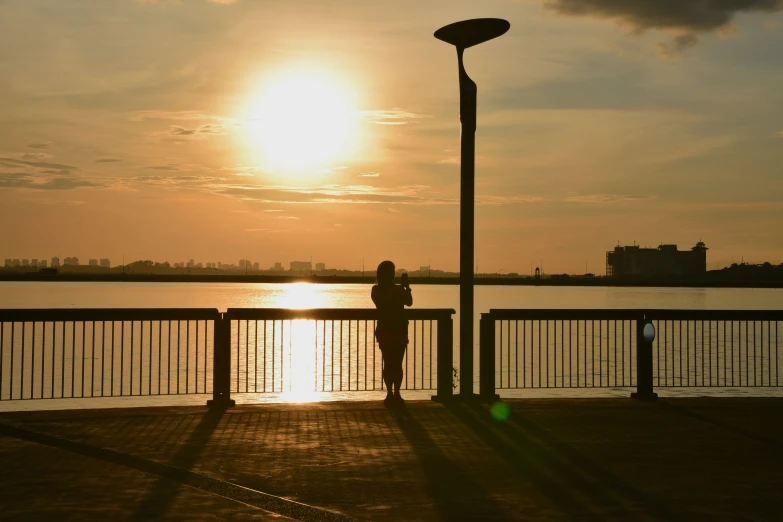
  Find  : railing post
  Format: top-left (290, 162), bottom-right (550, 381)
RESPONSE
top-left (480, 313), bottom-right (500, 401)
top-left (631, 315), bottom-right (658, 401)
top-left (432, 314), bottom-right (454, 401)
top-left (207, 313), bottom-right (235, 408)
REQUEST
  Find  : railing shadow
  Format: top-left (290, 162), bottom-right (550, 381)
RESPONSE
top-left (130, 408), bottom-right (224, 521)
top-left (656, 400), bottom-right (783, 452)
top-left (444, 402), bottom-right (680, 522)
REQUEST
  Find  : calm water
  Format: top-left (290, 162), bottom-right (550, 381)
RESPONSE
top-left (1, 282), bottom-right (781, 410)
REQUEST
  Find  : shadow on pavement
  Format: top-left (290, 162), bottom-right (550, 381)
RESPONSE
top-left (389, 406), bottom-right (510, 521)
top-left (445, 402), bottom-right (680, 522)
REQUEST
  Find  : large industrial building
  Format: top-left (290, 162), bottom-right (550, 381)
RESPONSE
top-left (606, 242), bottom-right (708, 278)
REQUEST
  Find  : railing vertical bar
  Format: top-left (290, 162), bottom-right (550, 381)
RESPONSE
top-left (264, 320), bottom-right (268, 393)
top-left (753, 320), bottom-right (757, 387)
top-left (372, 320), bottom-right (376, 391)
top-left (254, 320), bottom-right (258, 393)
top-left (175, 320), bottom-right (180, 394)
top-left (280, 320), bottom-right (285, 393)
top-left (193, 320), bottom-right (198, 394)
top-left (129, 321), bottom-right (135, 396)
top-left (159, 321), bottom-right (163, 395)
top-left (43, 321), bottom-right (48, 399)
top-left (22, 322), bottom-right (29, 400)
top-left (561, 320), bottom-right (565, 388)
top-left (522, 320), bottom-right (526, 388)
top-left (31, 322), bottom-right (37, 399)
top-left (0, 321), bottom-right (4, 400)
top-left (148, 321), bottom-right (153, 395)
top-left (745, 320), bottom-right (749, 387)
top-left (768, 320), bottom-right (771, 387)
top-left (330, 320), bottom-right (334, 392)
top-left (500, 319), bottom-right (510, 388)
top-left (591, 320), bottom-right (595, 387)
top-left (614, 320), bottom-right (617, 387)
top-left (349, 319), bottom-right (353, 391)
top-left (537, 320), bottom-right (541, 388)
top-left (599, 320), bottom-right (602, 387)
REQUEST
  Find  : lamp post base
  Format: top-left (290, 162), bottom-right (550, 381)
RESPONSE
top-left (431, 392), bottom-right (500, 403)
top-left (630, 392), bottom-right (658, 401)
top-left (206, 398), bottom-right (236, 409)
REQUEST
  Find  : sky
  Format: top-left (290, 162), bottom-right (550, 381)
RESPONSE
top-left (1, 0), bottom-right (782, 274)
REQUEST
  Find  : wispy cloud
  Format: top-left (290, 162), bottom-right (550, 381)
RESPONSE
top-left (95, 157), bottom-right (122, 163)
top-left (564, 194), bottom-right (656, 203)
top-left (26, 142), bottom-right (50, 150)
top-left (360, 172), bottom-right (380, 177)
top-left (0, 157), bottom-right (78, 172)
top-left (362, 108), bottom-right (428, 125)
top-left (129, 110), bottom-right (216, 121)
top-left (167, 123), bottom-right (232, 139)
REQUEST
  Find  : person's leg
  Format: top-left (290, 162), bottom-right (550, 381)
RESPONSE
top-left (380, 345), bottom-right (393, 399)
top-left (392, 345), bottom-right (406, 396)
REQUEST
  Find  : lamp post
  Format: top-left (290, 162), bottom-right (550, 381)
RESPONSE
top-left (435, 18), bottom-right (509, 397)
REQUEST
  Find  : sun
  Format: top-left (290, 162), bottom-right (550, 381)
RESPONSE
top-left (243, 68), bottom-right (358, 173)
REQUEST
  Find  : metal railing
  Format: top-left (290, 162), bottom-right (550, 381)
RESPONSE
top-left (219, 309), bottom-right (455, 403)
top-left (480, 309), bottom-right (783, 399)
top-left (0, 309), bottom-right (220, 401)
top-left (0, 308), bottom-right (456, 407)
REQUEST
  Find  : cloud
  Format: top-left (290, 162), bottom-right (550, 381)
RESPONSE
top-left (95, 157), bottom-right (122, 163)
top-left (0, 157), bottom-right (78, 171)
top-left (208, 183), bottom-right (454, 205)
top-left (360, 172), bottom-right (380, 177)
top-left (26, 142), bottom-right (50, 149)
top-left (657, 33), bottom-right (700, 58)
top-left (544, 0), bottom-right (783, 54)
top-left (0, 172), bottom-right (99, 191)
top-left (277, 216), bottom-right (300, 220)
top-left (167, 123), bottom-right (233, 139)
top-left (362, 108), bottom-right (428, 125)
top-left (129, 110), bottom-right (214, 121)
top-left (563, 193), bottom-right (656, 203)
top-left (20, 152), bottom-right (51, 160)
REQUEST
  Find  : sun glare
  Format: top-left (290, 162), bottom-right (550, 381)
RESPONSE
top-left (244, 68), bottom-right (358, 173)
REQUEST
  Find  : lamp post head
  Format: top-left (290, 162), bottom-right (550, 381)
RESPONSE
top-left (434, 18), bottom-right (510, 50)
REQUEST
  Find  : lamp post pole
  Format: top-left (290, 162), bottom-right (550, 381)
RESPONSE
top-left (435, 18), bottom-right (509, 398)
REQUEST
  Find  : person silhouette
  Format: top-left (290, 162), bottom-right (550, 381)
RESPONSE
top-left (371, 260), bottom-right (413, 406)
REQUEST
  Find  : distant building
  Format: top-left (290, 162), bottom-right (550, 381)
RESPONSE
top-left (100, 259), bottom-right (110, 268)
top-left (51, 257), bottom-right (60, 268)
top-left (195, 262), bottom-right (203, 268)
top-left (290, 261), bottom-right (312, 273)
top-left (64, 257), bottom-right (79, 266)
top-left (315, 262), bottom-right (326, 271)
top-left (606, 242), bottom-right (708, 278)
top-left (12, 259), bottom-right (20, 267)
top-left (3, 259), bottom-right (11, 268)
top-left (239, 259), bottom-right (247, 270)
top-left (22, 259), bottom-right (29, 267)
top-left (273, 262), bottom-right (283, 271)
top-left (188, 259), bottom-right (195, 268)
top-left (31, 259), bottom-right (38, 267)
top-left (252, 262), bottom-right (259, 271)
top-left (39, 260), bottom-right (47, 268)
top-left (88, 259), bottom-right (98, 266)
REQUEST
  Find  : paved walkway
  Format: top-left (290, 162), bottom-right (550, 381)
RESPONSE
top-left (1, 398), bottom-right (782, 521)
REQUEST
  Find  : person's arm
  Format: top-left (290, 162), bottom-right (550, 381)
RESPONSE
top-left (403, 285), bottom-right (413, 307)
top-left (371, 285), bottom-right (380, 307)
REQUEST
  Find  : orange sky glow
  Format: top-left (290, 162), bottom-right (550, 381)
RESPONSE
top-left (2, 0), bottom-right (783, 273)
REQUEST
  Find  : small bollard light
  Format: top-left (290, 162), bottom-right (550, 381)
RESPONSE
top-left (643, 322), bottom-right (655, 343)
top-left (632, 320), bottom-right (658, 400)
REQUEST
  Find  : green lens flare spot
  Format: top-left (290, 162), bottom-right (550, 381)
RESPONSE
top-left (490, 401), bottom-right (510, 422)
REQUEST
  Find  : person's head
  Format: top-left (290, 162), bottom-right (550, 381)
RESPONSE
top-left (376, 260), bottom-right (395, 285)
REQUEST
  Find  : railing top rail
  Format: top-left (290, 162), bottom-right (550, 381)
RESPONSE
top-left (225, 308), bottom-right (455, 320)
top-left (487, 309), bottom-right (644, 320)
top-left (0, 308), bottom-right (221, 322)
top-left (486, 308), bottom-right (783, 321)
